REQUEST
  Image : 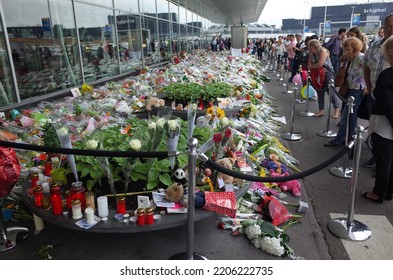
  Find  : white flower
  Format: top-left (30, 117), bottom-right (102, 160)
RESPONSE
top-left (156, 118), bottom-right (166, 128)
top-left (129, 139), bottom-right (142, 151)
top-left (148, 122), bottom-right (157, 130)
top-left (245, 224), bottom-right (261, 240)
top-left (221, 117), bottom-right (229, 127)
top-left (191, 103), bottom-right (197, 111)
top-left (259, 236), bottom-right (285, 257)
top-left (85, 139), bottom-right (98, 149)
top-left (58, 127), bottom-right (68, 136)
top-left (115, 100), bottom-right (132, 114)
top-left (168, 120), bottom-right (177, 131)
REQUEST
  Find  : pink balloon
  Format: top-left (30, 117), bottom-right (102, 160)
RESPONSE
top-left (292, 73), bottom-right (302, 85)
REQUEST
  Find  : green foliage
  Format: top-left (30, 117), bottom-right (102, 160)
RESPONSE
top-left (163, 82), bottom-right (235, 103)
top-left (42, 122), bottom-right (61, 147)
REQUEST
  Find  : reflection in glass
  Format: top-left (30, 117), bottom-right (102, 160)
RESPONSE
top-left (157, 0), bottom-right (168, 14)
top-left (3, 0), bottom-right (81, 101)
top-left (0, 18), bottom-right (16, 106)
top-left (140, 0), bottom-right (156, 15)
top-left (142, 16), bottom-right (159, 65)
top-left (75, 2), bottom-right (119, 82)
top-left (169, 2), bottom-right (178, 23)
top-left (178, 5), bottom-right (187, 24)
top-left (115, 11), bottom-right (142, 73)
top-left (158, 20), bottom-right (170, 62)
top-left (114, 0), bottom-right (139, 13)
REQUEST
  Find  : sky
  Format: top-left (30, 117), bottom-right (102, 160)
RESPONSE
top-left (258, 0), bottom-right (389, 27)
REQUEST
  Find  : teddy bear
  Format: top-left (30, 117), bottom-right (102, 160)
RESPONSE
top-left (165, 182), bottom-right (188, 207)
top-left (145, 96), bottom-right (165, 111)
top-left (215, 157), bottom-right (244, 186)
top-left (269, 169), bottom-right (301, 197)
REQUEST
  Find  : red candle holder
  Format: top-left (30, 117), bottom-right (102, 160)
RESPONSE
top-left (44, 160), bottom-right (52, 176)
top-left (116, 196), bottom-right (126, 214)
top-left (50, 182), bottom-right (63, 215)
top-left (145, 207), bottom-right (154, 225)
top-left (137, 208), bottom-right (145, 226)
top-left (33, 186), bottom-right (44, 207)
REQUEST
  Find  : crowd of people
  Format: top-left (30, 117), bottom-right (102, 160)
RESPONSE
top-left (208, 13), bottom-right (393, 204)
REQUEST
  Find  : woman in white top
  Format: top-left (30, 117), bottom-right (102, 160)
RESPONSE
top-left (275, 39), bottom-right (286, 72)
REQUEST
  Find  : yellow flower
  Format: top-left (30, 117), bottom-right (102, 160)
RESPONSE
top-left (216, 108), bottom-right (225, 120)
top-left (81, 83), bottom-right (93, 93)
top-left (206, 107), bottom-right (214, 116)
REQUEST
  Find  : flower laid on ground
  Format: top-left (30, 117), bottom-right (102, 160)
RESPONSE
top-left (85, 139), bottom-right (98, 150)
top-left (129, 139), bottom-right (142, 151)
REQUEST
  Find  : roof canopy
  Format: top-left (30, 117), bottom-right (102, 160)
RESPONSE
top-left (176, 0), bottom-right (268, 26)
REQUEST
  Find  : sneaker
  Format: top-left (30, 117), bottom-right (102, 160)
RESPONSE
top-left (362, 158), bottom-right (376, 168)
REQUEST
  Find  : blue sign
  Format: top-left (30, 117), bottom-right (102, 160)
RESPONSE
top-left (325, 21), bottom-right (331, 28)
top-left (352, 13), bottom-right (360, 26)
top-left (304, 26), bottom-right (310, 33)
top-left (42, 18), bottom-right (51, 31)
top-left (105, 25), bottom-right (112, 34)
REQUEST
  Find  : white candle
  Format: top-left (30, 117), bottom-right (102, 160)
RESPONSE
top-left (85, 207), bottom-right (95, 225)
top-left (41, 182), bottom-right (50, 194)
top-left (33, 214), bottom-right (44, 231)
top-left (71, 199), bottom-right (83, 220)
top-left (97, 196), bottom-right (109, 218)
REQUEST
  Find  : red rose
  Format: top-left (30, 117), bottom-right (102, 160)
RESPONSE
top-left (213, 132), bottom-right (223, 143)
top-left (224, 128), bottom-right (232, 138)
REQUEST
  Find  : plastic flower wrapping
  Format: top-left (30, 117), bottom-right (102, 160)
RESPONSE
top-left (1, 50), bottom-right (300, 198)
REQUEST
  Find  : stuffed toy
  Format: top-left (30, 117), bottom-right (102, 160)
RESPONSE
top-left (145, 96), bottom-right (165, 111)
top-left (269, 169), bottom-right (301, 197)
top-left (173, 168), bottom-right (187, 185)
top-left (261, 154), bottom-right (288, 174)
top-left (165, 182), bottom-right (188, 207)
top-left (215, 157), bottom-right (244, 186)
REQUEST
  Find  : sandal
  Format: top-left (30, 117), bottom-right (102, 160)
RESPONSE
top-left (361, 191), bottom-right (383, 204)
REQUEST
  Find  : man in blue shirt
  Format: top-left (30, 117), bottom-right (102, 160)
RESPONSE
top-left (323, 28), bottom-right (347, 75)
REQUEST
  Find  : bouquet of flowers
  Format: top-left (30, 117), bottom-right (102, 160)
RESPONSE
top-left (166, 119), bottom-right (181, 170)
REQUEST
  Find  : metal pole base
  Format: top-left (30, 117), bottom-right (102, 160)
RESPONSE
top-left (281, 132), bottom-right (302, 141)
top-left (298, 111), bottom-right (315, 117)
top-left (296, 99), bottom-right (306, 104)
top-left (0, 227), bottom-right (29, 252)
top-left (169, 252), bottom-right (209, 260)
top-left (316, 130), bottom-right (337, 138)
top-left (330, 166), bottom-right (352, 178)
top-left (328, 218), bottom-right (372, 241)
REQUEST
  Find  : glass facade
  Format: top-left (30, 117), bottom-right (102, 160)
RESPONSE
top-left (0, 0), bottom-right (206, 109)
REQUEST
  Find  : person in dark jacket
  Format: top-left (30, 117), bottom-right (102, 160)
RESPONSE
top-left (361, 35), bottom-right (393, 203)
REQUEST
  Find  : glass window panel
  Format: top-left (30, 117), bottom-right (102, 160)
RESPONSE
top-left (140, 0), bottom-right (156, 16)
top-left (158, 20), bottom-right (170, 62)
top-left (141, 16), bottom-right (159, 65)
top-left (171, 23), bottom-right (179, 54)
top-left (115, 11), bottom-right (143, 73)
top-left (178, 5), bottom-right (186, 24)
top-left (179, 24), bottom-right (187, 52)
top-left (3, 0), bottom-right (81, 101)
top-left (75, 1), bottom-right (119, 82)
top-left (157, 0), bottom-right (168, 14)
top-left (186, 10), bottom-right (193, 26)
top-left (114, 0), bottom-right (139, 13)
top-left (0, 20), bottom-right (17, 106)
top-left (169, 2), bottom-right (178, 22)
top-left (77, 0), bottom-right (112, 8)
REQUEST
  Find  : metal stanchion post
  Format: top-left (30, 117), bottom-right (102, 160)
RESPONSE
top-left (330, 96), bottom-right (355, 178)
top-left (170, 138), bottom-right (208, 260)
top-left (282, 68), bottom-right (288, 93)
top-left (317, 80), bottom-right (337, 137)
top-left (276, 58), bottom-right (282, 80)
top-left (328, 125), bottom-right (372, 241)
top-left (282, 83), bottom-right (302, 141)
top-left (298, 70), bottom-right (315, 117)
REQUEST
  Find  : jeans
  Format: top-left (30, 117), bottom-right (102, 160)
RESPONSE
top-left (333, 89), bottom-right (364, 144)
top-left (330, 55), bottom-right (339, 76)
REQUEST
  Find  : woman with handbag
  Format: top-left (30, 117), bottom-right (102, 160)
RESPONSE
top-left (324, 37), bottom-right (367, 147)
top-left (307, 39), bottom-right (340, 118)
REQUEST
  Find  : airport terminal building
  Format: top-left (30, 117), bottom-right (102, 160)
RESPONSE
top-left (282, 1), bottom-right (392, 36)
